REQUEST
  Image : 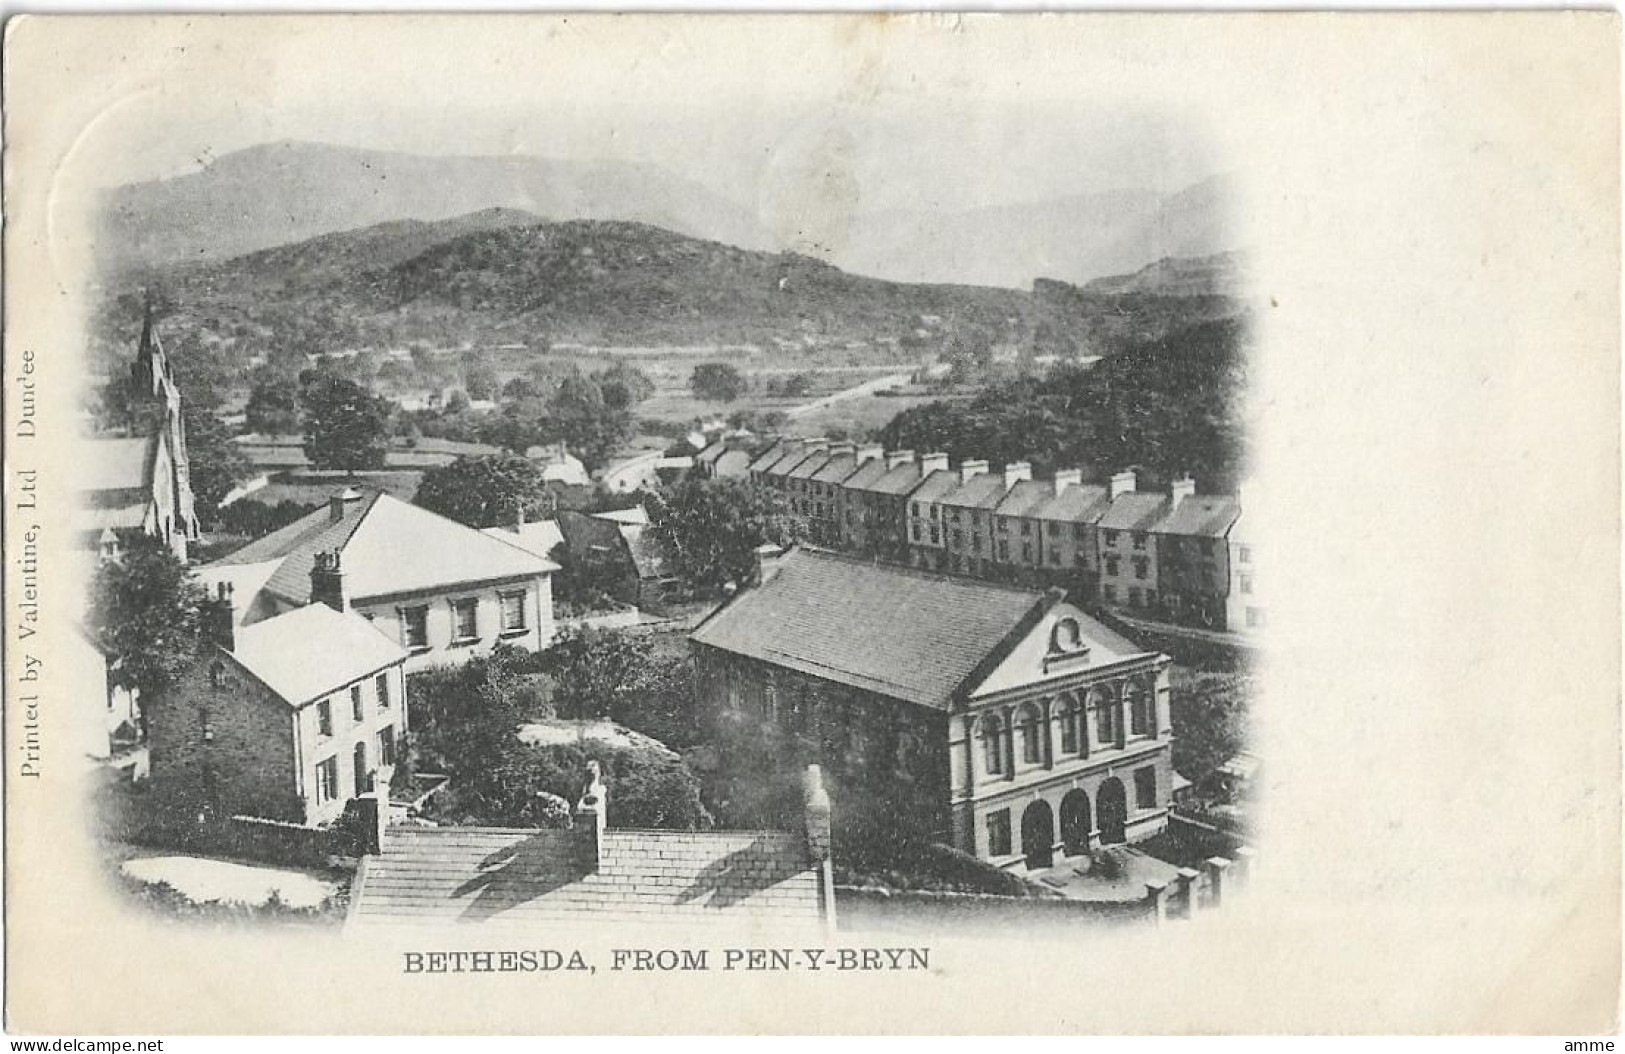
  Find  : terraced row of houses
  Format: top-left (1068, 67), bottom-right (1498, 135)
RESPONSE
top-left (703, 436), bottom-right (1263, 633)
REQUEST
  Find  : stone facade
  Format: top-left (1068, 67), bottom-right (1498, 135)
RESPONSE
top-left (149, 628), bottom-right (409, 826)
top-left (692, 644), bottom-right (953, 846)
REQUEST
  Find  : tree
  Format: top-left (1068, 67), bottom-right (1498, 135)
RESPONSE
top-left (413, 453), bottom-right (550, 529)
top-left (534, 627), bottom-right (652, 721)
top-left (690, 362), bottom-right (747, 403)
top-left (595, 362), bottom-right (654, 408)
top-left (1170, 672), bottom-right (1253, 786)
top-left (405, 645), bottom-right (549, 775)
top-left (246, 380), bottom-right (301, 435)
top-left (645, 477), bottom-right (797, 594)
top-left (300, 373), bottom-right (392, 473)
top-left (543, 370), bottom-right (633, 472)
top-left (462, 352), bottom-right (498, 401)
top-left (88, 535), bottom-right (205, 708)
top-left (182, 404), bottom-right (251, 527)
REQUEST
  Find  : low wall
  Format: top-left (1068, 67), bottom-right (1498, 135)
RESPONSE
top-left (557, 608), bottom-right (643, 633)
top-left (836, 886), bottom-right (1157, 937)
top-left (223, 813), bottom-right (360, 867)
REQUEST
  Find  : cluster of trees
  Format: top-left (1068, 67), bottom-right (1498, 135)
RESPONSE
top-left (413, 453), bottom-right (553, 529)
top-left (878, 316), bottom-right (1252, 493)
top-left (398, 363), bottom-right (651, 470)
top-left (406, 640), bottom-right (708, 830)
top-left (689, 362), bottom-right (747, 403)
top-left (1169, 670), bottom-right (1252, 788)
top-left (644, 477), bottom-right (799, 595)
top-left (88, 536), bottom-right (205, 729)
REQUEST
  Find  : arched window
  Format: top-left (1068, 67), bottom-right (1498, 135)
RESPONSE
top-left (1059, 694), bottom-right (1083, 754)
top-left (983, 715), bottom-right (1005, 775)
top-left (1092, 687), bottom-right (1118, 747)
top-left (1127, 679), bottom-right (1152, 737)
top-left (1017, 704), bottom-right (1042, 765)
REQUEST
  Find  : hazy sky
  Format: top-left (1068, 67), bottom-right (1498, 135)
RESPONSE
top-left (71, 17), bottom-right (1218, 219)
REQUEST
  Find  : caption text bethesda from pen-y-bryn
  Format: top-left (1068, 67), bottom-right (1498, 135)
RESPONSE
top-left (403, 947), bottom-right (932, 974)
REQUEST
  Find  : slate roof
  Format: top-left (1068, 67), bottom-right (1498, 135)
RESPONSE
top-left (696, 441), bottom-right (728, 467)
top-left (714, 449), bottom-right (752, 476)
top-left (207, 490), bottom-right (556, 604)
top-left (482, 520), bottom-right (566, 562)
top-left (839, 457), bottom-right (894, 493)
top-left (748, 439), bottom-right (795, 474)
top-left (994, 479), bottom-right (1057, 520)
top-left (940, 473), bottom-right (1011, 511)
top-left (1030, 484), bottom-right (1112, 524)
top-left (1156, 494), bottom-right (1243, 538)
top-left (909, 470), bottom-right (963, 506)
top-left (1097, 493), bottom-right (1170, 532)
top-left (690, 548), bottom-right (1052, 709)
top-left (786, 450), bottom-right (834, 480)
top-left (347, 826), bottom-right (820, 930)
top-left (230, 604), bottom-right (407, 707)
top-left (80, 436), bottom-right (156, 492)
top-left (810, 455), bottom-right (861, 485)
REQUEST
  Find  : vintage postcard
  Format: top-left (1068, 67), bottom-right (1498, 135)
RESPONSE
top-left (3, 13), bottom-right (1618, 1035)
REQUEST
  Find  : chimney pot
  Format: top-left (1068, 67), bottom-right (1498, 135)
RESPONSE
top-left (575, 760), bottom-right (608, 870)
top-left (310, 549), bottom-right (346, 612)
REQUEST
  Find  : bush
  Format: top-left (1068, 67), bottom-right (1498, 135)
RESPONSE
top-left (425, 738), bottom-right (710, 831)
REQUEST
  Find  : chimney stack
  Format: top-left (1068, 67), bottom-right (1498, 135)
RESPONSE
top-left (919, 452), bottom-right (949, 475)
top-left (509, 506), bottom-right (527, 535)
top-left (885, 449), bottom-right (916, 469)
top-left (856, 444), bottom-right (885, 464)
top-left (328, 486), bottom-right (363, 523)
top-left (1003, 461), bottom-right (1033, 489)
top-left (959, 459), bottom-right (989, 484)
top-left (1110, 471), bottom-right (1138, 500)
top-left (205, 581), bottom-right (236, 651)
top-left (753, 542), bottom-right (788, 586)
top-left (1170, 477), bottom-right (1197, 504)
top-left (310, 550), bottom-right (346, 612)
top-left (802, 765), bottom-right (837, 936)
top-left (1053, 468), bottom-right (1083, 495)
top-left (828, 442), bottom-right (856, 459)
top-left (574, 760), bottom-right (607, 869)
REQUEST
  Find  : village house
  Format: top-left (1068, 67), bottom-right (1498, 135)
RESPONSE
top-left (79, 310), bottom-right (199, 562)
top-left (940, 460), bottom-right (1028, 576)
top-left (839, 449), bottom-right (922, 559)
top-left (198, 488), bottom-right (557, 672)
top-left (694, 439), bottom-right (753, 480)
top-left (148, 586), bottom-right (409, 826)
top-left (903, 453), bottom-right (959, 571)
top-left (690, 547), bottom-right (1176, 870)
top-left (1094, 472), bottom-right (1165, 612)
top-left (1153, 478), bottom-right (1242, 629)
top-left (1225, 482), bottom-right (1265, 632)
top-left (346, 762), bottom-right (836, 932)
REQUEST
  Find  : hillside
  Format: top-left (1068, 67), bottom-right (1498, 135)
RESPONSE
top-left (98, 141), bottom-right (777, 274)
top-left (97, 214), bottom-right (1037, 363)
top-left (1083, 250), bottom-right (1250, 297)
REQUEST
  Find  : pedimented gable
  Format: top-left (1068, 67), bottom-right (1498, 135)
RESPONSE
top-left (967, 602), bottom-right (1150, 699)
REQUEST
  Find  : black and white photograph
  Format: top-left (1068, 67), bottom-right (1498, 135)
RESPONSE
top-left (4, 12), bottom-right (1618, 1036)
